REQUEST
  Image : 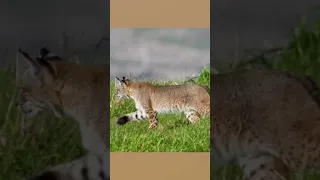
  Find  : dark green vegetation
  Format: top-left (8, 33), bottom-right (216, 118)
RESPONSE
top-left (0, 64), bottom-right (209, 179)
top-left (110, 67), bottom-right (210, 152)
top-left (0, 68), bottom-right (84, 179)
top-left (211, 10), bottom-right (320, 180)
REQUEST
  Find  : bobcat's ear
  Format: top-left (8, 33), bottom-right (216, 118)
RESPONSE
top-left (18, 48), bottom-right (56, 85)
top-left (115, 77), bottom-right (122, 88)
top-left (18, 48), bottom-right (40, 76)
top-left (39, 47), bottom-right (63, 61)
top-left (40, 47), bottom-right (50, 59)
top-left (115, 77), bottom-right (127, 88)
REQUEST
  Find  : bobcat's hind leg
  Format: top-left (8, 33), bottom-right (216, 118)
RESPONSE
top-left (239, 154), bottom-right (289, 180)
top-left (184, 110), bottom-right (201, 124)
top-left (145, 108), bottom-right (158, 129)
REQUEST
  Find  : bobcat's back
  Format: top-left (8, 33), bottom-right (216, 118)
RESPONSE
top-left (211, 65), bottom-right (320, 179)
top-left (135, 82), bottom-right (210, 116)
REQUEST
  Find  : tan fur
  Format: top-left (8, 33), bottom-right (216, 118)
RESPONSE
top-left (211, 65), bottom-right (320, 180)
top-left (17, 48), bottom-right (109, 180)
top-left (115, 77), bottom-right (210, 129)
top-left (19, 60), bottom-right (109, 148)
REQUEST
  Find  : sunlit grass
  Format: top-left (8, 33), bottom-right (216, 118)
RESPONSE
top-left (110, 67), bottom-right (210, 152)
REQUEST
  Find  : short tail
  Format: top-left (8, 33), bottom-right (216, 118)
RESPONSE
top-left (116, 111), bottom-right (148, 126)
top-left (199, 84), bottom-right (210, 95)
top-left (184, 78), bottom-right (210, 95)
top-left (286, 72), bottom-right (320, 107)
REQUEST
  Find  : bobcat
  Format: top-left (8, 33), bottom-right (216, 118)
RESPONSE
top-left (114, 77), bottom-right (210, 129)
top-left (17, 48), bottom-right (109, 180)
top-left (211, 65), bottom-right (320, 180)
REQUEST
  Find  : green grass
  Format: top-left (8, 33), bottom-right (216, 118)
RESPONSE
top-left (212, 9), bottom-right (320, 180)
top-left (0, 68), bottom-right (84, 179)
top-left (0, 63), bottom-right (209, 178)
top-left (110, 67), bottom-right (210, 152)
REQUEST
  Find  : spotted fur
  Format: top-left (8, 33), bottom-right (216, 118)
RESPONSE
top-left (114, 77), bottom-right (210, 129)
top-left (17, 48), bottom-right (109, 180)
top-left (211, 65), bottom-right (320, 180)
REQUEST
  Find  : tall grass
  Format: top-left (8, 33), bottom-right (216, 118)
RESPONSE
top-left (212, 9), bottom-right (320, 180)
top-left (0, 68), bottom-right (83, 179)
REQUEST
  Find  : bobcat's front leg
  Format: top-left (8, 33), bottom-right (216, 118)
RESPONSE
top-left (145, 108), bottom-right (158, 129)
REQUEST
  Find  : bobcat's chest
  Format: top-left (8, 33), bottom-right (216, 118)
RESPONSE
top-left (211, 134), bottom-right (246, 165)
top-left (79, 123), bottom-right (106, 157)
top-left (134, 100), bottom-right (144, 111)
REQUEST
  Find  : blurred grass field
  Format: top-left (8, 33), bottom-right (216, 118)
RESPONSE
top-left (0, 65), bottom-right (209, 179)
top-left (211, 10), bottom-right (320, 180)
top-left (0, 68), bottom-right (84, 179)
top-left (109, 67), bottom-right (210, 152)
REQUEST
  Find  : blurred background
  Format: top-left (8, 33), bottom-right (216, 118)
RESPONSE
top-left (0, 1), bottom-right (109, 179)
top-left (211, 0), bottom-right (320, 71)
top-left (0, 0), bottom-right (109, 67)
top-left (110, 28), bottom-right (210, 81)
top-left (212, 2), bottom-right (320, 179)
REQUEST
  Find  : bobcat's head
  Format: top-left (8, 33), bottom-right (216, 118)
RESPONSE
top-left (17, 48), bottom-right (64, 118)
top-left (114, 77), bottom-right (132, 105)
